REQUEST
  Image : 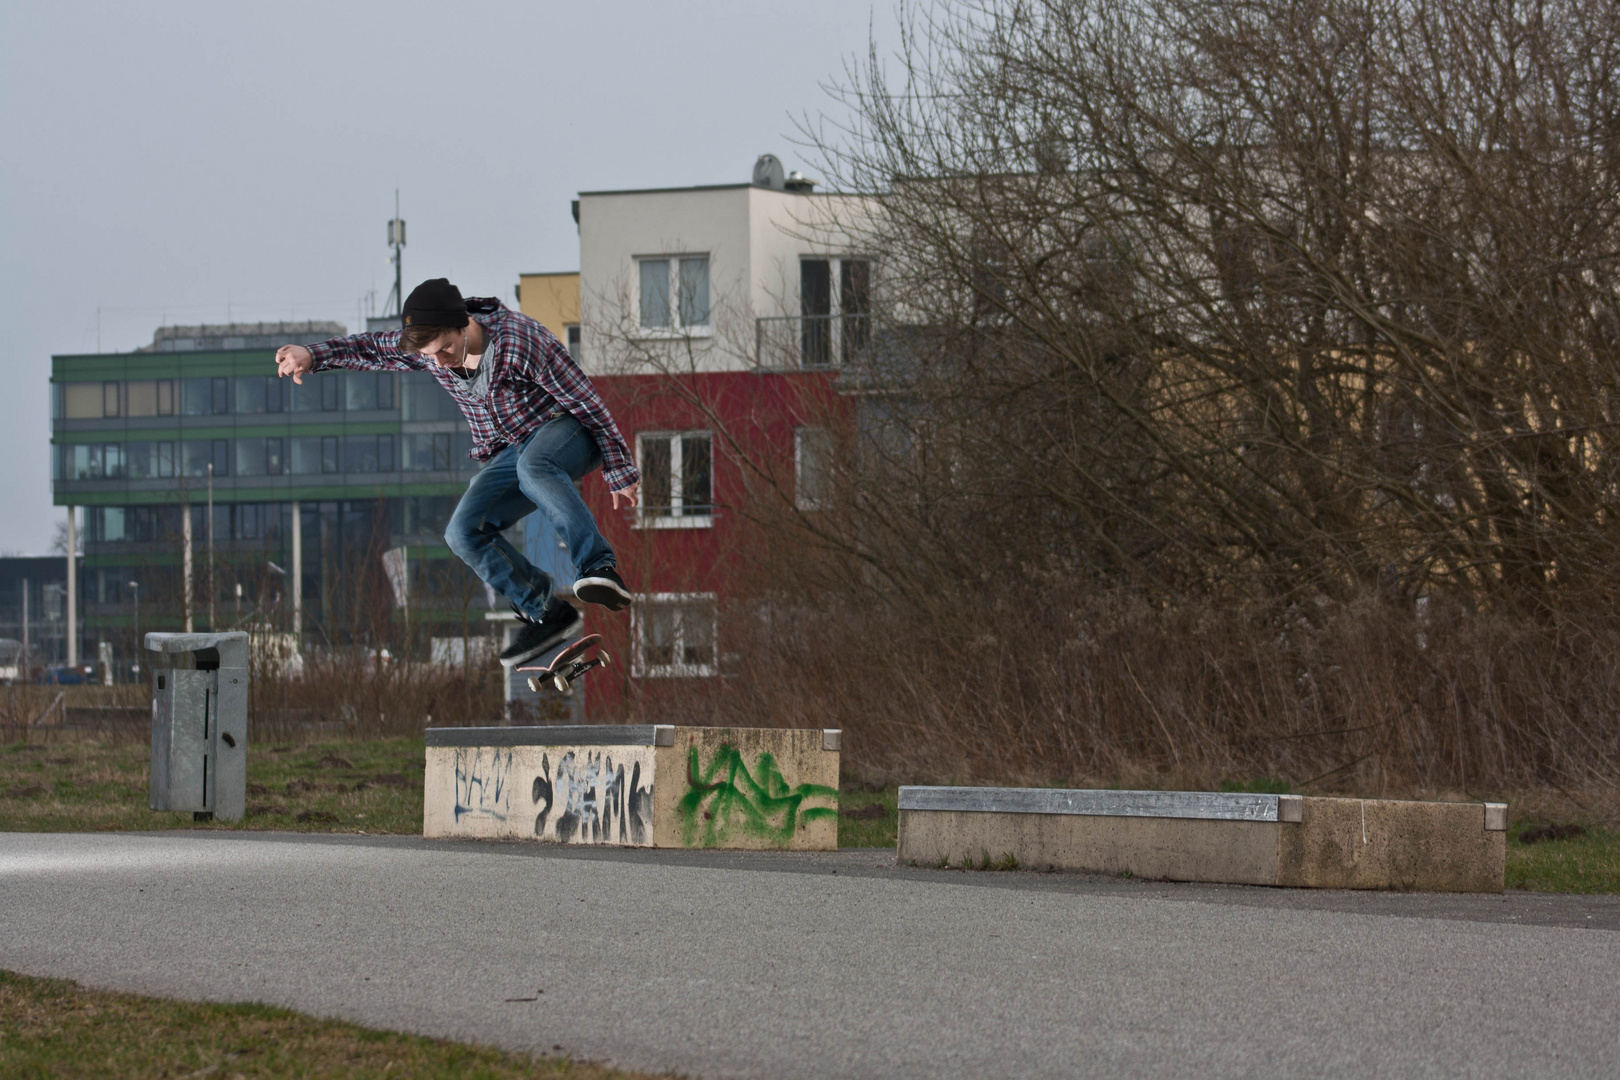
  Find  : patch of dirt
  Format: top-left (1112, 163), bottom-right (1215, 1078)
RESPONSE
top-left (246, 783), bottom-right (273, 796)
top-left (1519, 823), bottom-right (1587, 844)
top-left (247, 803), bottom-right (287, 817)
top-left (295, 810), bottom-right (339, 823)
top-left (284, 779), bottom-right (319, 795)
top-left (47, 757), bottom-right (75, 766)
top-left (316, 755), bottom-right (354, 769)
top-left (4, 783), bottom-right (48, 799)
top-left (354, 772), bottom-right (415, 790)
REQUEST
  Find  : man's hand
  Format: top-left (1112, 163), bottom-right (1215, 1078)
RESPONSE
top-left (275, 344), bottom-right (314, 384)
top-left (611, 482), bottom-right (640, 511)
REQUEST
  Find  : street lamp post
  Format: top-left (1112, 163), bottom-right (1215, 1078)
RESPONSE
top-left (128, 580), bottom-right (140, 679)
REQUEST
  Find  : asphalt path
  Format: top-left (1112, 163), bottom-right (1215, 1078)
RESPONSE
top-left (2, 831), bottom-right (1618, 1079)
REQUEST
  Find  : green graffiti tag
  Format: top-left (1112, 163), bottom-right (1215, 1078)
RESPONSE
top-left (677, 744), bottom-right (838, 846)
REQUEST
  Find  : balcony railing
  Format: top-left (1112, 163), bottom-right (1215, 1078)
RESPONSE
top-left (755, 313), bottom-right (873, 371)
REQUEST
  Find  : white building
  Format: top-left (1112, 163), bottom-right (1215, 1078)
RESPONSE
top-left (577, 154), bottom-right (877, 376)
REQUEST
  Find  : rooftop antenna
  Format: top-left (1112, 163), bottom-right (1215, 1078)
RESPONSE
top-left (385, 190), bottom-right (406, 316)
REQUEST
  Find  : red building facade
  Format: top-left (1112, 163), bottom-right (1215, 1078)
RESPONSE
top-left (577, 369), bottom-right (845, 718)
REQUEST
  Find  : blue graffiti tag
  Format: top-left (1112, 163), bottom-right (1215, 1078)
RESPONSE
top-left (453, 747), bottom-right (513, 822)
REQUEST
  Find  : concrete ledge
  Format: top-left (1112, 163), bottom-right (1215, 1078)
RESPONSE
top-left (424, 725), bottom-right (839, 850)
top-left (897, 787), bottom-right (1506, 893)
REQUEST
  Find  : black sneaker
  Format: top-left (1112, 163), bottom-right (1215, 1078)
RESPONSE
top-left (574, 565), bottom-right (633, 611)
top-left (499, 603), bottom-right (584, 668)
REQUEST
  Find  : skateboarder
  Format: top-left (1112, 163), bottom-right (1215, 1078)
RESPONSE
top-left (273, 278), bottom-right (638, 668)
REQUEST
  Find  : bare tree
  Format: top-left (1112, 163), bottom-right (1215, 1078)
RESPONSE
top-left (798, 0), bottom-right (1620, 614)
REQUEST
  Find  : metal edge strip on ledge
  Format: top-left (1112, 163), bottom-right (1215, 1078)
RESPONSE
top-left (425, 725), bottom-right (669, 748)
top-left (897, 786), bottom-right (1291, 823)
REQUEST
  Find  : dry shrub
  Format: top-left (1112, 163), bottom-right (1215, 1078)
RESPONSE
top-left (627, 583), bottom-right (1620, 799)
top-left (248, 653), bottom-right (509, 744)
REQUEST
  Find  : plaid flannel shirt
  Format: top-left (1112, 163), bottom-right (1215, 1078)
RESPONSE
top-left (303, 298), bottom-right (640, 491)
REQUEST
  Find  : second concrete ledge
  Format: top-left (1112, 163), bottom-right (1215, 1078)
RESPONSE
top-left (424, 724), bottom-right (841, 850)
top-left (897, 786), bottom-right (1508, 893)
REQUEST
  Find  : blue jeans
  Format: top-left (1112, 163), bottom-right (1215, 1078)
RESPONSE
top-left (444, 414), bottom-right (616, 620)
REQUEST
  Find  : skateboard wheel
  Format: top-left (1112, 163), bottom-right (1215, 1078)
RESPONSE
top-left (600, 651), bottom-right (612, 666)
top-left (553, 673), bottom-right (570, 694)
top-left (526, 677), bottom-right (542, 693)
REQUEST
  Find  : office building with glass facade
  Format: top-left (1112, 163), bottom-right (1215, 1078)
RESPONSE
top-left (50, 322), bottom-right (499, 670)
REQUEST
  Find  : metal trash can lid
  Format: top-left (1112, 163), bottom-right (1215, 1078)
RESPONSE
top-left (145, 632), bottom-right (250, 668)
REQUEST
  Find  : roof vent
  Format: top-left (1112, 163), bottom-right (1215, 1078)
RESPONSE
top-left (784, 170), bottom-right (818, 193)
top-left (753, 154), bottom-right (786, 190)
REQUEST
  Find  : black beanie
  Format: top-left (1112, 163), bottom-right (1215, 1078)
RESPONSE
top-left (401, 278), bottom-right (468, 328)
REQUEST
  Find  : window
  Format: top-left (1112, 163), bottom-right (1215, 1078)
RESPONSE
top-left (125, 380), bottom-right (176, 417)
top-left (322, 436), bottom-right (340, 473)
top-left (63, 383), bottom-right (102, 419)
top-left (638, 255), bottom-right (710, 330)
top-left (565, 324), bottom-right (582, 363)
top-left (181, 378), bottom-right (230, 415)
top-left (234, 437), bottom-right (285, 476)
top-left (800, 257), bottom-right (872, 368)
top-left (90, 507), bottom-right (126, 542)
top-left (66, 443), bottom-right (124, 480)
top-left (125, 441), bottom-right (176, 479)
top-left (402, 372), bottom-right (460, 419)
top-left (234, 376), bottom-right (283, 414)
top-left (121, 505), bottom-right (182, 542)
top-left (397, 495), bottom-right (458, 538)
top-left (795, 427), bottom-right (833, 510)
top-left (290, 437), bottom-right (324, 474)
top-left (344, 434), bottom-right (394, 473)
top-left (103, 381), bottom-right (121, 418)
top-left (346, 371), bottom-right (395, 411)
top-left (233, 503), bottom-right (282, 541)
top-left (404, 432), bottom-right (453, 471)
top-left (290, 375), bottom-right (333, 413)
top-left (632, 594), bottom-right (718, 677)
top-left (183, 440), bottom-right (229, 478)
top-left (637, 431), bottom-right (712, 527)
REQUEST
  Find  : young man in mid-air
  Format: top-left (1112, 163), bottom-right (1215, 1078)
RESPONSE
top-left (273, 278), bottom-right (639, 668)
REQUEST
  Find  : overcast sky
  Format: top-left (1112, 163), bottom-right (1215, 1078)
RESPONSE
top-left (0, 0), bottom-right (886, 554)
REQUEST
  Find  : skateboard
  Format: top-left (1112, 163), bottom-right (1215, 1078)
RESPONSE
top-left (518, 634), bottom-right (610, 694)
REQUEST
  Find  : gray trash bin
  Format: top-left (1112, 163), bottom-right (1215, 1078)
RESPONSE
top-left (147, 632), bottom-right (248, 822)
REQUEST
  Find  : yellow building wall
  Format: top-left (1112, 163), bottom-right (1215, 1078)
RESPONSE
top-left (517, 272), bottom-right (580, 336)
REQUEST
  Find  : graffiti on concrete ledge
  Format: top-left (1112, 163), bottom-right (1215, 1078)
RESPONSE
top-left (677, 744), bottom-right (838, 846)
top-left (533, 750), bottom-right (654, 844)
top-left (453, 747), bottom-right (513, 822)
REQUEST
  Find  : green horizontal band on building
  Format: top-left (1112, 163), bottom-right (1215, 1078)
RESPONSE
top-left (82, 547), bottom-right (461, 569)
top-left (52, 420), bottom-right (409, 443)
top-left (55, 483), bottom-right (467, 507)
top-left (54, 350), bottom-right (279, 380)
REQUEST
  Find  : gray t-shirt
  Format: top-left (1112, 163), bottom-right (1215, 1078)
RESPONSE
top-left (450, 354), bottom-right (491, 398)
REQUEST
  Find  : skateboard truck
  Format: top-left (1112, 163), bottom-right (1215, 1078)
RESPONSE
top-left (517, 633), bottom-right (610, 694)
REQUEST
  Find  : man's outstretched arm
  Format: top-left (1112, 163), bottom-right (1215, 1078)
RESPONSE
top-left (275, 330), bottom-right (422, 383)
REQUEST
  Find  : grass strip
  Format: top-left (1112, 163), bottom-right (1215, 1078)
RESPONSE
top-left (1, 735), bottom-right (902, 849)
top-left (1507, 822), bottom-right (1620, 893)
top-left (0, 968), bottom-right (668, 1080)
top-left (1, 737), bottom-right (425, 835)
